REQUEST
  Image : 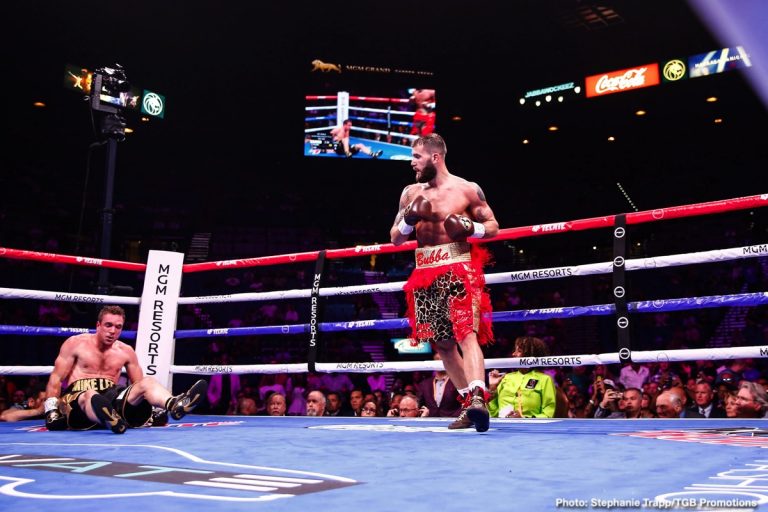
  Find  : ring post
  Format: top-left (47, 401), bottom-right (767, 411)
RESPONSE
top-left (135, 250), bottom-right (185, 390)
top-left (308, 250), bottom-right (327, 373)
top-left (612, 213), bottom-right (631, 363)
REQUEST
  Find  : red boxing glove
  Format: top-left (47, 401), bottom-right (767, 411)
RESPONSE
top-left (444, 214), bottom-right (485, 240)
top-left (404, 196), bottom-right (433, 226)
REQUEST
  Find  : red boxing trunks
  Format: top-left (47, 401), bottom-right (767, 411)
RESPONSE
top-left (403, 242), bottom-right (493, 346)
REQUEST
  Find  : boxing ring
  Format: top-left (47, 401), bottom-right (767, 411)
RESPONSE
top-left (3, 417), bottom-right (768, 512)
top-left (1, 192), bottom-right (768, 511)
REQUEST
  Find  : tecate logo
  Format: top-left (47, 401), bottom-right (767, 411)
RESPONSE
top-left (76, 257), bottom-right (104, 265)
top-left (532, 222), bottom-right (568, 233)
top-left (354, 244), bottom-right (381, 253)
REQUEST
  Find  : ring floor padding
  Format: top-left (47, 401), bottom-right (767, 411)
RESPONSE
top-left (2, 415), bottom-right (767, 511)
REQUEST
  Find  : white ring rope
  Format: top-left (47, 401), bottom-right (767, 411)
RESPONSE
top-left (348, 106), bottom-right (415, 116)
top-left (0, 288), bottom-right (139, 304)
top-left (353, 126), bottom-right (416, 140)
top-left (1, 243), bottom-right (764, 305)
top-left (174, 345), bottom-right (768, 374)
top-left (5, 344), bottom-right (766, 376)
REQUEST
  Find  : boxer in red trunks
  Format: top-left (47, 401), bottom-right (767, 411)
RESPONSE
top-left (390, 133), bottom-right (499, 432)
top-left (409, 88), bottom-right (436, 136)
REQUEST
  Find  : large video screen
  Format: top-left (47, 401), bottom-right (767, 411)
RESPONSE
top-left (304, 59), bottom-right (437, 161)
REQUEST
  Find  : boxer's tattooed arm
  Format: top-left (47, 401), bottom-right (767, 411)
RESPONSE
top-left (475, 184), bottom-right (487, 203)
top-left (394, 188), bottom-right (411, 224)
top-left (475, 205), bottom-right (492, 222)
top-left (471, 183), bottom-right (496, 225)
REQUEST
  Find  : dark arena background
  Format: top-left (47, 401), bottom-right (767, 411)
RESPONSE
top-left (2, 1), bottom-right (768, 511)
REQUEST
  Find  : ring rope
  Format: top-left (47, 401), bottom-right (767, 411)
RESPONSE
top-left (171, 344), bottom-right (768, 375)
top-left (155, 291), bottom-right (768, 336)
top-left (0, 248), bottom-right (147, 271)
top-left (2, 243), bottom-right (764, 306)
top-left (0, 325), bottom-right (136, 338)
top-left (304, 95), bottom-right (411, 103)
top-left (6, 342), bottom-right (766, 377)
top-left (352, 126), bottom-right (418, 138)
top-left (1, 193), bottom-right (766, 378)
top-left (304, 115), bottom-right (335, 122)
top-left (348, 106), bottom-right (415, 116)
top-left (175, 193), bottom-right (767, 273)
top-left (2, 290), bottom-right (764, 340)
top-left (348, 96), bottom-right (411, 103)
top-left (0, 287), bottom-right (139, 304)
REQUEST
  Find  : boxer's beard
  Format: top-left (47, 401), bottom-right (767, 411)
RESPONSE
top-left (416, 162), bottom-right (436, 183)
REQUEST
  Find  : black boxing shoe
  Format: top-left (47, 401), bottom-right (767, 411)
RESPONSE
top-left (148, 407), bottom-right (169, 427)
top-left (465, 387), bottom-right (490, 433)
top-left (91, 394), bottom-right (127, 434)
top-left (372, 150), bottom-right (383, 159)
top-left (167, 379), bottom-right (208, 420)
top-left (447, 407), bottom-right (474, 430)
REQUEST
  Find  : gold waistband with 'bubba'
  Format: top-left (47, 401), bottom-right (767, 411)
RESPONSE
top-left (414, 242), bottom-right (471, 269)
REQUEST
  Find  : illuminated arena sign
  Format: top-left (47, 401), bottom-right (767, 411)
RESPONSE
top-left (585, 63), bottom-right (660, 98)
top-left (661, 58), bottom-right (688, 83)
top-left (689, 46), bottom-right (751, 78)
top-left (519, 81), bottom-right (582, 107)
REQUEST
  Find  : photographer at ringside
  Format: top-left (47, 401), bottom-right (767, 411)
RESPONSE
top-left (593, 379), bottom-right (631, 418)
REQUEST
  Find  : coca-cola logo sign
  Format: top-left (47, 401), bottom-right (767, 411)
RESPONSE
top-left (585, 63), bottom-right (660, 98)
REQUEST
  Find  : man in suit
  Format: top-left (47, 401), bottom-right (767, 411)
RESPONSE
top-left (688, 380), bottom-right (726, 418)
top-left (416, 353), bottom-right (462, 418)
top-left (656, 388), bottom-right (704, 418)
top-left (667, 385), bottom-right (704, 418)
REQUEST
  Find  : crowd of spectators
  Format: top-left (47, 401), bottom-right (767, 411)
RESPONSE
top-left (4, 356), bottom-right (767, 421)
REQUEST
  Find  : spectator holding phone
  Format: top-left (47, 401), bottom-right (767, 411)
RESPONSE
top-left (593, 379), bottom-right (626, 418)
top-left (596, 386), bottom-right (644, 419)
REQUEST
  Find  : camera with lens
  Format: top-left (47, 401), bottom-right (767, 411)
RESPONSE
top-left (91, 64), bottom-right (139, 114)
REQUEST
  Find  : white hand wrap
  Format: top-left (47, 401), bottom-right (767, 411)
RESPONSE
top-left (398, 218), bottom-right (414, 235)
top-left (469, 221), bottom-right (486, 239)
top-left (44, 397), bottom-right (59, 413)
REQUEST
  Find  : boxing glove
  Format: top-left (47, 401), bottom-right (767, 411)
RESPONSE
top-left (404, 196), bottom-right (432, 225)
top-left (444, 214), bottom-right (485, 240)
top-left (44, 397), bottom-right (67, 431)
top-left (398, 196), bottom-right (433, 235)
